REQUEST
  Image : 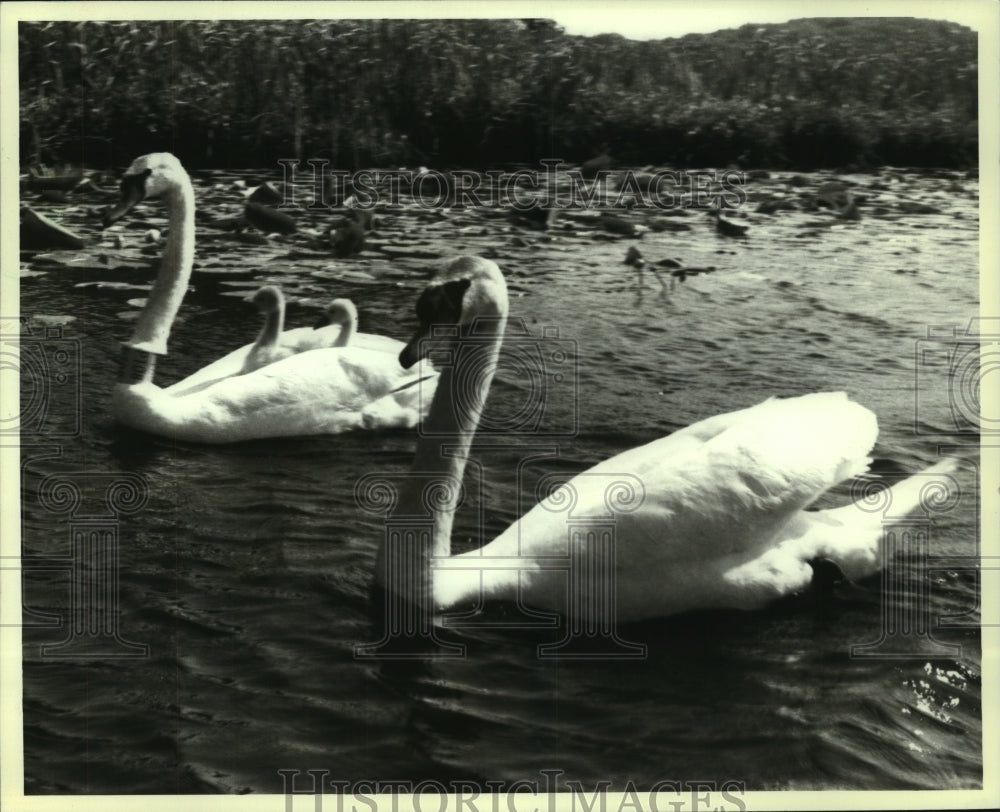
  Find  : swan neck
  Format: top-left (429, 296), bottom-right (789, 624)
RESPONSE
top-left (377, 314), bottom-right (507, 595)
top-left (258, 305), bottom-right (284, 347)
top-left (123, 181), bottom-right (195, 362)
top-left (334, 316), bottom-right (356, 348)
top-left (119, 347), bottom-right (158, 384)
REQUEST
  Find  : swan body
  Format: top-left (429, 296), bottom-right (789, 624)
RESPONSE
top-left (378, 256), bottom-right (958, 621)
top-left (439, 394), bottom-right (952, 619)
top-left (233, 288), bottom-right (406, 375)
top-left (113, 344), bottom-right (431, 442)
top-left (105, 153), bottom-right (436, 441)
top-left (169, 291), bottom-right (409, 394)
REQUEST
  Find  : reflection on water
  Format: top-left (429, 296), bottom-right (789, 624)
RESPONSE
top-left (18, 167), bottom-right (982, 793)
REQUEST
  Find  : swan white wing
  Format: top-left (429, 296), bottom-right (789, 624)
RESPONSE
top-left (346, 333), bottom-right (409, 355)
top-left (117, 346), bottom-right (427, 443)
top-left (361, 364), bottom-right (439, 429)
top-left (273, 324), bottom-right (343, 353)
top-left (614, 391), bottom-right (877, 562)
top-left (163, 343), bottom-right (254, 396)
top-left (286, 327), bottom-right (406, 356)
top-left (166, 326), bottom-right (344, 393)
top-left (164, 327), bottom-right (405, 395)
top-left (455, 393), bottom-right (877, 614)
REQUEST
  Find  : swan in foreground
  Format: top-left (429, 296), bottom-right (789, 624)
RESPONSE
top-left (376, 256), bottom-right (957, 621)
top-left (104, 153), bottom-right (436, 442)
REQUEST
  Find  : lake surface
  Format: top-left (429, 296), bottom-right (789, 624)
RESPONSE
top-left (16, 166), bottom-right (983, 795)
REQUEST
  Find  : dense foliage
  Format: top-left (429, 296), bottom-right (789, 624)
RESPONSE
top-left (18, 17), bottom-right (977, 170)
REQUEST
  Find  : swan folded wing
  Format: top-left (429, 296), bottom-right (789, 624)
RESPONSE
top-left (164, 344), bottom-right (255, 396)
top-left (630, 393), bottom-right (876, 559)
top-left (277, 324), bottom-right (345, 353)
top-left (360, 361), bottom-right (439, 429)
top-left (164, 325), bottom-right (354, 394)
top-left (280, 326), bottom-right (401, 356)
top-left (347, 333), bottom-right (408, 355)
top-left (170, 325), bottom-right (346, 391)
top-left (132, 347), bottom-right (408, 442)
top-left (506, 393), bottom-right (878, 569)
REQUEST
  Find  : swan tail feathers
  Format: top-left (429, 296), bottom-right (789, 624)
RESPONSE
top-left (843, 456), bottom-right (961, 524)
top-left (813, 457), bottom-right (961, 582)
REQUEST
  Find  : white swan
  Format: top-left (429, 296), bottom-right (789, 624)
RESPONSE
top-left (104, 153), bottom-right (437, 442)
top-left (241, 286), bottom-right (295, 373)
top-left (170, 289), bottom-right (409, 389)
top-left (375, 256), bottom-right (958, 621)
top-left (242, 289), bottom-right (368, 372)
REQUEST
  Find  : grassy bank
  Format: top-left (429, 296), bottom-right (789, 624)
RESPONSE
top-left (18, 17), bottom-right (977, 170)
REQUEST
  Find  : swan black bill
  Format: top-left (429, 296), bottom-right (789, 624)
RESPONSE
top-left (102, 169), bottom-right (151, 228)
top-left (399, 325), bottom-right (431, 369)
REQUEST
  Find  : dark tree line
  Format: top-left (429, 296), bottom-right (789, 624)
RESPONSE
top-left (18, 17), bottom-right (977, 170)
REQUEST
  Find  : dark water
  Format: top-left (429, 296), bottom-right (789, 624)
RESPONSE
top-left (17, 168), bottom-right (983, 794)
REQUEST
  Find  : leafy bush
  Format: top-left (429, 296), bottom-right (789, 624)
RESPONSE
top-left (18, 17), bottom-right (977, 169)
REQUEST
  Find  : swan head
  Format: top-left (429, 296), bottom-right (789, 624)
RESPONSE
top-left (103, 153), bottom-right (188, 227)
top-left (248, 285), bottom-right (284, 314)
top-left (326, 299), bottom-right (358, 326)
top-left (399, 256), bottom-right (507, 369)
top-left (310, 298), bottom-right (358, 329)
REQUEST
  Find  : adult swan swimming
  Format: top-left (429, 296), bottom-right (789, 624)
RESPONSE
top-left (104, 153), bottom-right (436, 442)
top-left (374, 256), bottom-right (957, 621)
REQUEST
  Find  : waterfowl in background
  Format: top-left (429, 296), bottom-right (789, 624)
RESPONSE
top-left (104, 153), bottom-right (435, 442)
top-left (377, 256), bottom-right (957, 621)
top-left (24, 165), bottom-right (84, 192)
top-left (599, 212), bottom-right (639, 238)
top-left (624, 245), bottom-right (695, 291)
top-left (326, 209), bottom-right (369, 257)
top-left (624, 245), bottom-right (670, 290)
top-left (247, 181), bottom-right (286, 206)
top-left (580, 152), bottom-right (615, 179)
top-left (833, 190), bottom-right (862, 221)
top-left (510, 205), bottom-right (558, 231)
top-left (709, 208), bottom-right (749, 238)
top-left (20, 205), bottom-right (86, 250)
top-left (244, 200), bottom-right (297, 235)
